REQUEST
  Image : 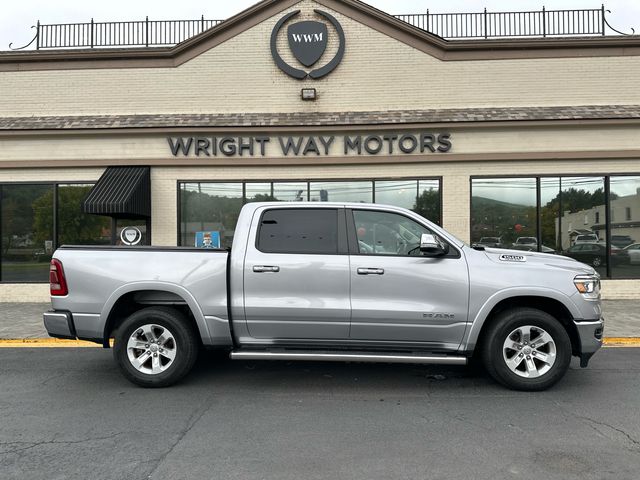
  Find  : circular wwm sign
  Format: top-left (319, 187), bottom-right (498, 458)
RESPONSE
top-left (120, 226), bottom-right (142, 246)
top-left (271, 9), bottom-right (345, 80)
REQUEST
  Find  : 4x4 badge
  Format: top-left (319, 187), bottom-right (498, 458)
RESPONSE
top-left (271, 9), bottom-right (346, 80)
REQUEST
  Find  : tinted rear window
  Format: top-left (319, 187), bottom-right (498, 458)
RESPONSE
top-left (257, 209), bottom-right (338, 254)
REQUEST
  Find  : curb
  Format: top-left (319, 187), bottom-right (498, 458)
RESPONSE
top-left (603, 337), bottom-right (640, 347)
top-left (0, 338), bottom-right (639, 347)
top-left (0, 338), bottom-right (103, 348)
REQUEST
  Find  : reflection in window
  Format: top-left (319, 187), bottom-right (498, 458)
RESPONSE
top-left (245, 183), bottom-right (273, 203)
top-left (178, 179), bottom-right (441, 249)
top-left (416, 180), bottom-right (441, 226)
top-left (471, 178), bottom-right (537, 250)
top-left (375, 180), bottom-right (417, 210)
top-left (610, 176), bottom-right (640, 279)
top-left (310, 181), bottom-right (373, 203)
top-left (559, 177), bottom-right (606, 274)
top-left (470, 175), bottom-right (640, 278)
top-left (273, 182), bottom-right (307, 202)
top-left (58, 184), bottom-right (111, 246)
top-left (370, 180), bottom-right (441, 225)
top-left (540, 177), bottom-right (560, 253)
top-left (1, 184), bottom-right (54, 282)
top-left (180, 182), bottom-right (243, 249)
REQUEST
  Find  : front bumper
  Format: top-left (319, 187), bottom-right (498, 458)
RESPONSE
top-left (574, 318), bottom-right (604, 367)
top-left (43, 310), bottom-right (76, 340)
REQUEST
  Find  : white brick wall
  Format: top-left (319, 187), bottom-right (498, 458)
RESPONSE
top-left (1, 1), bottom-right (640, 116)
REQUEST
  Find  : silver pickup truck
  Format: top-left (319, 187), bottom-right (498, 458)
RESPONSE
top-left (44, 202), bottom-right (604, 390)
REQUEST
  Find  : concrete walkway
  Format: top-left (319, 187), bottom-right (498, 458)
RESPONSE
top-left (1, 301), bottom-right (639, 339)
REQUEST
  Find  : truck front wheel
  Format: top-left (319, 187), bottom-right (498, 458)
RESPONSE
top-left (481, 308), bottom-right (572, 391)
top-left (113, 307), bottom-right (199, 388)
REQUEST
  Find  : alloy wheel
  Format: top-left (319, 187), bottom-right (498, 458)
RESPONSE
top-left (502, 325), bottom-right (557, 378)
top-left (126, 324), bottom-right (177, 375)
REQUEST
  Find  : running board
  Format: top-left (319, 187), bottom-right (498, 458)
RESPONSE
top-left (229, 350), bottom-right (467, 365)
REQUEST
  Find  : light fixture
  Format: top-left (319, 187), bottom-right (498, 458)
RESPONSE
top-left (301, 88), bottom-right (317, 101)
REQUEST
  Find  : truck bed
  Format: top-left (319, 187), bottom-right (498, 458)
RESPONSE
top-left (51, 245), bottom-right (230, 345)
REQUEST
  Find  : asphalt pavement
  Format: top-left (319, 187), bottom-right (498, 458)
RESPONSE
top-left (1, 347), bottom-right (639, 480)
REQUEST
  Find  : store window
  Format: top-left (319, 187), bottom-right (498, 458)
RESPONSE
top-left (57, 184), bottom-right (111, 246)
top-left (559, 177), bottom-right (606, 274)
top-left (470, 178), bottom-right (537, 251)
top-left (179, 179), bottom-right (441, 248)
top-left (179, 183), bottom-right (243, 249)
top-left (273, 182), bottom-right (308, 202)
top-left (610, 176), bottom-right (640, 279)
top-left (0, 182), bottom-right (110, 283)
top-left (374, 180), bottom-right (416, 209)
top-left (1, 185), bottom-right (53, 282)
top-left (245, 183), bottom-right (274, 203)
top-left (416, 180), bottom-right (442, 226)
top-left (309, 181), bottom-right (373, 203)
top-left (471, 175), bottom-right (639, 279)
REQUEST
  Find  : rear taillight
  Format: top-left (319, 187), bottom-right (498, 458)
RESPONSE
top-left (50, 259), bottom-right (68, 296)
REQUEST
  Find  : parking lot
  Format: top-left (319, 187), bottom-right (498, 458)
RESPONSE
top-left (1, 347), bottom-right (639, 480)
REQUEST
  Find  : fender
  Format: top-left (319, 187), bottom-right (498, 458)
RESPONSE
top-left (100, 281), bottom-right (212, 346)
top-left (461, 286), bottom-right (581, 352)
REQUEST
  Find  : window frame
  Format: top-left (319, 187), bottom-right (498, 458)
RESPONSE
top-left (254, 207), bottom-right (349, 256)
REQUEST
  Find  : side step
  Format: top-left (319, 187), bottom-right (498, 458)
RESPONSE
top-left (229, 350), bottom-right (467, 366)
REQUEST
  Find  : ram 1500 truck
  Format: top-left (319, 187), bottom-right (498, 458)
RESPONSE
top-left (44, 202), bottom-right (604, 390)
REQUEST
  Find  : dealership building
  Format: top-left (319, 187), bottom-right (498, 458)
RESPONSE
top-left (1, 0), bottom-right (640, 301)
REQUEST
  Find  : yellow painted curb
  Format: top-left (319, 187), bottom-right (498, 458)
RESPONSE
top-left (603, 337), bottom-right (640, 347)
top-left (0, 338), bottom-right (102, 348)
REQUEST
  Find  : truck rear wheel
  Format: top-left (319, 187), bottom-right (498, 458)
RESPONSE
top-left (481, 307), bottom-right (571, 391)
top-left (113, 307), bottom-right (199, 388)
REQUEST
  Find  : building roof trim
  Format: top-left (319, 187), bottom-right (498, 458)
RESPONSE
top-left (2, 105), bottom-right (640, 132)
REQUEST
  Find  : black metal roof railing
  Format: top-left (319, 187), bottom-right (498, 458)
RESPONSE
top-left (8, 5), bottom-right (636, 51)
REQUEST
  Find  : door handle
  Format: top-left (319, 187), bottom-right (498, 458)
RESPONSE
top-left (253, 265), bottom-right (280, 273)
top-left (357, 267), bottom-right (384, 275)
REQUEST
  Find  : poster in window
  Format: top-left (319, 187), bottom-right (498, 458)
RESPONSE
top-left (195, 231), bottom-right (221, 249)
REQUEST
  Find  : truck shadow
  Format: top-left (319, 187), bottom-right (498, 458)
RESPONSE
top-left (182, 349), bottom-right (586, 394)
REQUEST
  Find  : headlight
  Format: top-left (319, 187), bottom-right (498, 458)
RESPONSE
top-left (574, 275), bottom-right (600, 299)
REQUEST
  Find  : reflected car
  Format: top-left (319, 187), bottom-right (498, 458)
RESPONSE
top-left (564, 243), bottom-right (630, 267)
top-left (612, 235), bottom-right (635, 249)
top-left (574, 234), bottom-right (599, 244)
top-left (513, 237), bottom-right (537, 247)
top-left (477, 236), bottom-right (503, 248)
top-left (624, 243), bottom-right (640, 264)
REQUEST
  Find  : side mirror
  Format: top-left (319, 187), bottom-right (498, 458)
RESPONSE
top-left (420, 233), bottom-right (448, 257)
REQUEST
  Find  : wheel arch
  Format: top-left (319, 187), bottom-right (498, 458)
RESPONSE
top-left (464, 289), bottom-right (581, 356)
top-left (100, 282), bottom-right (211, 348)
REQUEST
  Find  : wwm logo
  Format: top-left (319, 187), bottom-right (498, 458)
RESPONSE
top-left (271, 10), bottom-right (345, 79)
top-left (291, 32), bottom-right (324, 43)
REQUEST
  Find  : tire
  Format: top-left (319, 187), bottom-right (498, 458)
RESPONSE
top-left (113, 307), bottom-right (199, 388)
top-left (481, 307), bottom-right (571, 391)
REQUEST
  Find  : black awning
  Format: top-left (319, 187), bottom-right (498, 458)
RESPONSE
top-left (83, 167), bottom-right (150, 218)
